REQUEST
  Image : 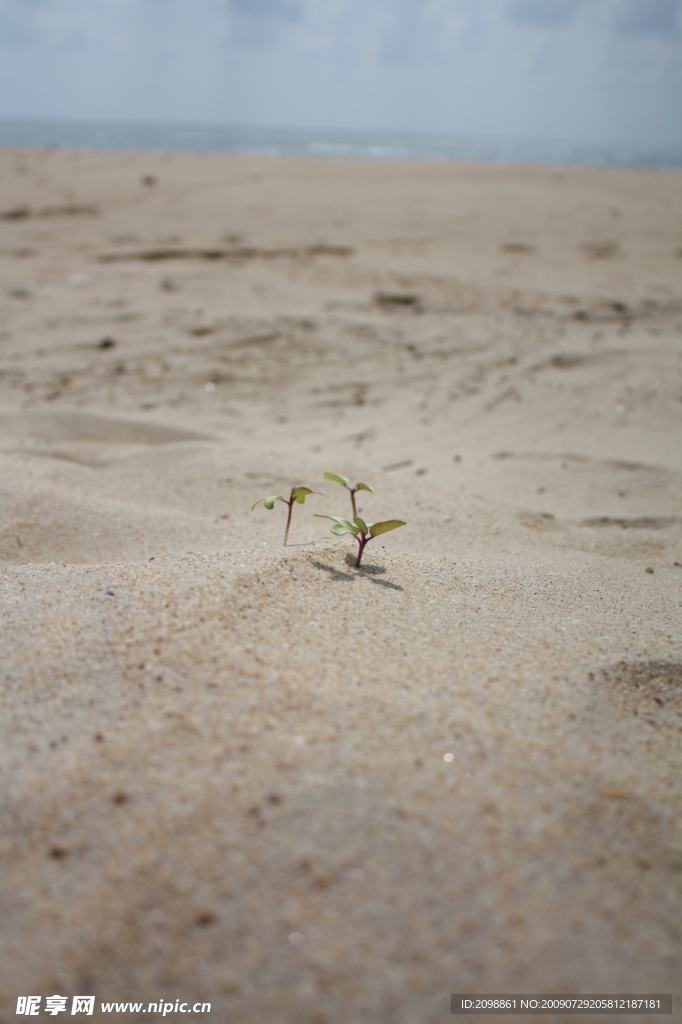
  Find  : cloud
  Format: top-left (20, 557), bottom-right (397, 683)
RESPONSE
top-left (0, 0), bottom-right (680, 149)
top-left (223, 0), bottom-right (304, 48)
top-left (505, 0), bottom-right (583, 28)
top-left (228, 0), bottom-right (302, 22)
top-left (611, 0), bottom-right (681, 35)
top-left (0, 0), bottom-right (46, 44)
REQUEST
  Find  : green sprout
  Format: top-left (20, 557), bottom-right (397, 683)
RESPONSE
top-left (323, 472), bottom-right (374, 518)
top-left (314, 514), bottom-right (405, 567)
top-left (252, 486), bottom-right (322, 545)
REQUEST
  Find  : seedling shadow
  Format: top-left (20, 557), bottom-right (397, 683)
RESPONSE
top-left (339, 552), bottom-right (383, 573)
top-left (310, 557), bottom-right (403, 591)
top-left (310, 559), bottom-right (354, 583)
top-left (366, 577), bottom-right (403, 591)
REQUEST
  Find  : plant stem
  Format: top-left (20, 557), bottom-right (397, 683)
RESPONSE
top-left (350, 487), bottom-right (357, 518)
top-left (355, 534), bottom-right (368, 567)
top-left (283, 500), bottom-right (294, 545)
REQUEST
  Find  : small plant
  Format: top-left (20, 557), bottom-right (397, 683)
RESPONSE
top-left (314, 514), bottom-right (405, 567)
top-left (324, 473), bottom-right (373, 518)
top-left (252, 486), bottom-right (321, 545)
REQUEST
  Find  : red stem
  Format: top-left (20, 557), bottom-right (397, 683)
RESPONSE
top-left (283, 499), bottom-right (294, 545)
top-left (350, 487), bottom-right (358, 518)
top-left (355, 534), bottom-right (369, 567)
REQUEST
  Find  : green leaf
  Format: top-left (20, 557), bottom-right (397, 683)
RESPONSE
top-left (368, 519), bottom-right (406, 537)
top-left (355, 482), bottom-right (374, 493)
top-left (292, 486), bottom-right (322, 504)
top-left (324, 472), bottom-right (350, 487)
top-left (251, 495), bottom-right (284, 511)
top-left (314, 514), bottom-right (359, 535)
top-left (353, 516), bottom-right (368, 535)
top-left (331, 523), bottom-right (355, 535)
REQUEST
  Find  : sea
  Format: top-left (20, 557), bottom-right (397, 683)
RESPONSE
top-left (0, 118), bottom-right (680, 169)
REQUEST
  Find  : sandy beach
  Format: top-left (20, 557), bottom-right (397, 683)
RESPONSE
top-left (1, 148), bottom-right (681, 1023)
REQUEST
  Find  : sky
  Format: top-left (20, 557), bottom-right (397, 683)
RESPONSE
top-left (0, 0), bottom-right (681, 148)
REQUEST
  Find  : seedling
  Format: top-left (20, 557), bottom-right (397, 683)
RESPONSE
top-left (252, 486), bottom-right (321, 545)
top-left (323, 473), bottom-right (373, 518)
top-left (314, 514), bottom-right (405, 567)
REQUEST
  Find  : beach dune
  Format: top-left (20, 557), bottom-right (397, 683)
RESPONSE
top-left (1, 149), bottom-right (681, 1022)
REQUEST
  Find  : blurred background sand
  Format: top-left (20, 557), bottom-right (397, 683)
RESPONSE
top-left (1, 150), bottom-right (681, 1022)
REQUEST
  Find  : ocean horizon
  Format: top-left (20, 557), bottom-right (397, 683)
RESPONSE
top-left (0, 117), bottom-right (680, 170)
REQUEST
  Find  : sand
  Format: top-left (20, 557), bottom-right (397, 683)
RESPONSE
top-left (0, 149), bottom-right (681, 1023)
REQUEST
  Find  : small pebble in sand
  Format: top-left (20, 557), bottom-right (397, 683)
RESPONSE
top-left (288, 932), bottom-right (304, 945)
top-left (195, 911), bottom-right (216, 927)
top-left (444, 752), bottom-right (454, 763)
top-left (645, 567), bottom-right (654, 574)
